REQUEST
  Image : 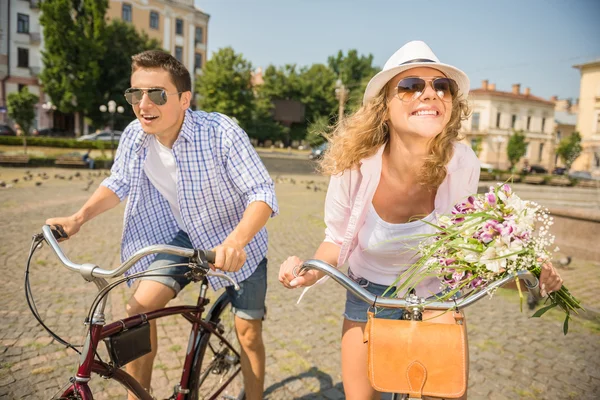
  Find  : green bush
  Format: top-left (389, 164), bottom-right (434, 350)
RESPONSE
top-left (0, 136), bottom-right (116, 149)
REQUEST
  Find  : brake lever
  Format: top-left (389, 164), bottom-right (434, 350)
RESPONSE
top-left (207, 271), bottom-right (240, 291)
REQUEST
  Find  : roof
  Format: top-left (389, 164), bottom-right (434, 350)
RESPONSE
top-left (554, 111), bottom-right (578, 126)
top-left (573, 59), bottom-right (600, 69)
top-left (469, 88), bottom-right (555, 106)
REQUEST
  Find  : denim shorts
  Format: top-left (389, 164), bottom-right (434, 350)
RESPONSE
top-left (140, 230), bottom-right (268, 320)
top-left (344, 268), bottom-right (406, 323)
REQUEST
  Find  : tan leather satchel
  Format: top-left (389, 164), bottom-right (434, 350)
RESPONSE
top-left (363, 310), bottom-right (468, 399)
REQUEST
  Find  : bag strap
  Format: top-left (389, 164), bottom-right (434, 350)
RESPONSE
top-left (363, 311), bottom-right (374, 343)
top-left (407, 361), bottom-right (427, 398)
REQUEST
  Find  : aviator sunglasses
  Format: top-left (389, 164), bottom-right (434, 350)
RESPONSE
top-left (394, 77), bottom-right (458, 103)
top-left (124, 88), bottom-right (183, 106)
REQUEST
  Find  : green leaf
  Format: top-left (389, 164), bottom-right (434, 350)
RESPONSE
top-left (563, 314), bottom-right (570, 335)
top-left (531, 303), bottom-right (557, 318)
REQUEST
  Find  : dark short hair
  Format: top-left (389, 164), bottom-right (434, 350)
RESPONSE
top-left (131, 50), bottom-right (191, 93)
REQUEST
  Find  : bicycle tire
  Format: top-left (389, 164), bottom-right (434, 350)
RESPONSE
top-left (187, 292), bottom-right (245, 400)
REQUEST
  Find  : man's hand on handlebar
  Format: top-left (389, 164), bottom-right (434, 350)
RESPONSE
top-left (212, 239), bottom-right (247, 273)
top-left (45, 216), bottom-right (81, 241)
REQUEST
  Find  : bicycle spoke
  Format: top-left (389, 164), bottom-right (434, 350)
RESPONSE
top-left (191, 296), bottom-right (245, 400)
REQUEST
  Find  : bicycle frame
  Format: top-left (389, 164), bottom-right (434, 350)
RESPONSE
top-left (58, 280), bottom-right (242, 400)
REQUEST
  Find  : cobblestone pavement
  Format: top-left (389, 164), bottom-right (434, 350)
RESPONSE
top-left (1, 167), bottom-right (599, 399)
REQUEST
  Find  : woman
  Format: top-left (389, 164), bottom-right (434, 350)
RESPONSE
top-left (278, 41), bottom-right (563, 399)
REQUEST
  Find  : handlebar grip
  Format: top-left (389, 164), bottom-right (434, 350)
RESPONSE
top-left (204, 251), bottom-right (216, 264)
top-left (51, 225), bottom-right (69, 240)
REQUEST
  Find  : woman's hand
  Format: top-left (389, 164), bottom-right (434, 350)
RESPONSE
top-left (279, 256), bottom-right (320, 289)
top-left (539, 261), bottom-right (563, 297)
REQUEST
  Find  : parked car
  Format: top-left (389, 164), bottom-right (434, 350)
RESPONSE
top-left (0, 124), bottom-right (16, 136)
top-left (522, 164), bottom-right (548, 174)
top-left (568, 170), bottom-right (600, 181)
top-left (77, 130), bottom-right (123, 142)
top-left (309, 142), bottom-right (328, 160)
top-left (37, 127), bottom-right (72, 137)
top-left (552, 167), bottom-right (567, 175)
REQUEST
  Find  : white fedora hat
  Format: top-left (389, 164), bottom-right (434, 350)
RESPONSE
top-left (363, 40), bottom-right (470, 105)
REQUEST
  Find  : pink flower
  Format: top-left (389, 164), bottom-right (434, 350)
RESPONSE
top-left (486, 192), bottom-right (497, 206)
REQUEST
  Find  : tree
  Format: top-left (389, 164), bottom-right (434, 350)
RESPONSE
top-left (556, 132), bottom-right (582, 170)
top-left (7, 88), bottom-right (39, 154)
top-left (298, 64), bottom-right (338, 122)
top-left (327, 49), bottom-right (378, 114)
top-left (306, 115), bottom-right (331, 147)
top-left (89, 20), bottom-right (162, 129)
top-left (507, 130), bottom-right (528, 170)
top-left (196, 47), bottom-right (256, 129)
top-left (471, 136), bottom-right (483, 156)
top-left (39, 0), bottom-right (108, 134)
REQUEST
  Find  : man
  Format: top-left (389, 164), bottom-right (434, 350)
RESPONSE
top-left (82, 149), bottom-right (94, 169)
top-left (46, 50), bottom-right (277, 399)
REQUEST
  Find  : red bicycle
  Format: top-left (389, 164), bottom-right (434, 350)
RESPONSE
top-left (26, 225), bottom-right (245, 399)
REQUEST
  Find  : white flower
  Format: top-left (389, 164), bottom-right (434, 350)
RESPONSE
top-left (479, 246), bottom-right (507, 273)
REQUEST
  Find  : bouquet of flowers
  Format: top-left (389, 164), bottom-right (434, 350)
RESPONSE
top-left (388, 183), bottom-right (583, 334)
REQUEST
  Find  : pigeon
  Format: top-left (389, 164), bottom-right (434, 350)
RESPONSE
top-left (556, 256), bottom-right (572, 268)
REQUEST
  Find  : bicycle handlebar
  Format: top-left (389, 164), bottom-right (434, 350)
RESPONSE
top-left (41, 225), bottom-right (240, 290)
top-left (298, 259), bottom-right (541, 311)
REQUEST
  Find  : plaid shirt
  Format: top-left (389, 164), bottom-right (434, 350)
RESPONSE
top-left (101, 110), bottom-right (278, 290)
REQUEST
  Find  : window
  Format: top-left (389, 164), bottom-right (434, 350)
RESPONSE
top-left (176, 19), bottom-right (184, 35)
top-left (18, 84), bottom-right (26, 92)
top-left (511, 114), bottom-right (517, 129)
top-left (17, 48), bottom-right (29, 68)
top-left (526, 116), bottom-right (531, 131)
top-left (195, 27), bottom-right (204, 44)
top-left (17, 14), bottom-right (30, 33)
top-left (596, 112), bottom-right (600, 133)
top-left (496, 112), bottom-right (501, 128)
top-left (122, 4), bottom-right (132, 22)
top-left (194, 53), bottom-right (202, 69)
top-left (556, 130), bottom-right (562, 141)
top-left (175, 46), bottom-right (183, 62)
top-left (471, 112), bottom-right (480, 131)
top-left (541, 117), bottom-right (546, 132)
top-left (538, 143), bottom-right (544, 162)
top-left (150, 11), bottom-right (159, 29)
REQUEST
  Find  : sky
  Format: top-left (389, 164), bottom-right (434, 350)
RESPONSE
top-left (194, 0), bottom-right (600, 102)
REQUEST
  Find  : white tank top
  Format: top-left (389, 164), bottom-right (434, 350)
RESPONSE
top-left (348, 203), bottom-right (439, 294)
top-left (143, 136), bottom-right (187, 232)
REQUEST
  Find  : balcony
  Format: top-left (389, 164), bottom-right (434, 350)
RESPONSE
top-left (29, 32), bottom-right (41, 45)
top-left (29, 0), bottom-right (39, 9)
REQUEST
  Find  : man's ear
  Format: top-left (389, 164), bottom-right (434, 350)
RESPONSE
top-left (181, 91), bottom-right (192, 110)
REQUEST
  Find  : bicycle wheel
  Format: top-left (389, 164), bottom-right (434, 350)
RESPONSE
top-left (188, 292), bottom-right (245, 400)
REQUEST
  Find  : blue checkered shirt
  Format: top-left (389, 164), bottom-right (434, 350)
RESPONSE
top-left (101, 110), bottom-right (278, 290)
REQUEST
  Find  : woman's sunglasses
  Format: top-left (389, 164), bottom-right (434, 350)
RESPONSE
top-left (124, 88), bottom-right (183, 106)
top-left (395, 77), bottom-right (458, 103)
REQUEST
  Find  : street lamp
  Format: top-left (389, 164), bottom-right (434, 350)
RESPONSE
top-left (42, 101), bottom-right (57, 111)
top-left (492, 135), bottom-right (506, 171)
top-left (99, 100), bottom-right (124, 161)
top-left (335, 79), bottom-right (350, 120)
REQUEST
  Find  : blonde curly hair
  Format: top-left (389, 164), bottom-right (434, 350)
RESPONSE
top-left (319, 84), bottom-right (470, 188)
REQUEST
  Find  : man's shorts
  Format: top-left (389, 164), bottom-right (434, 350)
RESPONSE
top-left (140, 230), bottom-right (267, 320)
